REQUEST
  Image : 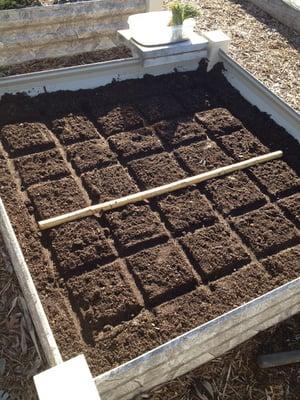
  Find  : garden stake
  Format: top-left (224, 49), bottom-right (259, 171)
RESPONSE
top-left (38, 150), bottom-right (283, 230)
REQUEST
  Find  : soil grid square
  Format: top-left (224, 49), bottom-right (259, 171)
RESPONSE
top-left (0, 68), bottom-right (299, 376)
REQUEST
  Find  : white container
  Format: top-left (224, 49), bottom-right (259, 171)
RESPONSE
top-left (128, 11), bottom-right (196, 46)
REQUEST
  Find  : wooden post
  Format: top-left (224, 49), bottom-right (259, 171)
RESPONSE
top-left (146, 0), bottom-right (163, 12)
top-left (38, 151), bottom-right (283, 231)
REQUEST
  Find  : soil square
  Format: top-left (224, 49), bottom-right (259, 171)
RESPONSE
top-left (1, 122), bottom-right (54, 156)
top-left (137, 95), bottom-right (185, 124)
top-left (205, 172), bottom-right (266, 216)
top-left (156, 189), bottom-right (217, 234)
top-left (95, 104), bottom-right (144, 136)
top-left (128, 152), bottom-right (186, 189)
top-left (175, 87), bottom-right (215, 113)
top-left (14, 149), bottom-right (69, 187)
top-left (105, 204), bottom-right (169, 253)
top-left (175, 141), bottom-right (232, 175)
top-left (108, 127), bottom-right (163, 160)
top-left (250, 160), bottom-right (300, 198)
top-left (153, 118), bottom-right (207, 148)
top-left (82, 164), bottom-right (138, 203)
top-left (219, 128), bottom-right (269, 161)
top-left (232, 204), bottom-right (299, 257)
top-left (49, 217), bottom-right (116, 274)
top-left (27, 176), bottom-right (87, 219)
top-left (154, 286), bottom-right (225, 338)
top-left (66, 260), bottom-right (142, 330)
top-left (277, 193), bottom-right (300, 228)
top-left (66, 139), bottom-right (117, 174)
top-left (180, 223), bottom-right (250, 280)
top-left (261, 245), bottom-right (300, 286)
top-left (195, 108), bottom-right (243, 137)
top-left (209, 262), bottom-right (273, 307)
top-left (126, 241), bottom-right (197, 306)
top-left (52, 115), bottom-right (100, 144)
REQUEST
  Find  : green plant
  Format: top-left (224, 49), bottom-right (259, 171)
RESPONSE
top-left (169, 1), bottom-right (199, 26)
top-left (0, 0), bottom-right (41, 10)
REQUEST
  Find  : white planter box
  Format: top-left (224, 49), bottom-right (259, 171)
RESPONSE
top-left (0, 0), bottom-right (147, 66)
top-left (0, 49), bottom-right (299, 400)
top-left (249, 0), bottom-right (300, 32)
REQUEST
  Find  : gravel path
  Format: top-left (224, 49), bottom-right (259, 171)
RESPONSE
top-left (166, 0), bottom-right (300, 112)
top-left (0, 235), bottom-right (41, 399)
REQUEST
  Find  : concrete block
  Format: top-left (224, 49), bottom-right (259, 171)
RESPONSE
top-left (202, 30), bottom-right (231, 71)
top-left (118, 29), bottom-right (208, 59)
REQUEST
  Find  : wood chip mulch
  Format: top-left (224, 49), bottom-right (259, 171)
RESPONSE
top-left (0, 235), bottom-right (42, 400)
top-left (145, 313), bottom-right (300, 400)
top-left (165, 0), bottom-right (300, 113)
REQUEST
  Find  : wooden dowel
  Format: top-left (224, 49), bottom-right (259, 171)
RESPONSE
top-left (38, 150), bottom-right (283, 230)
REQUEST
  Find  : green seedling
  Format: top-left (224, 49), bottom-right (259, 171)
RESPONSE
top-left (169, 1), bottom-right (200, 26)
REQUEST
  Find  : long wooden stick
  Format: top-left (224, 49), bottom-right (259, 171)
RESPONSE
top-left (38, 150), bottom-right (283, 230)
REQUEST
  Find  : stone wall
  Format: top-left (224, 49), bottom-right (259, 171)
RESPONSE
top-left (0, 0), bottom-right (150, 66)
top-left (249, 0), bottom-right (300, 32)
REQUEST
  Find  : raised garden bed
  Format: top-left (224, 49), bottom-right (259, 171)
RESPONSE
top-left (0, 65), bottom-right (299, 388)
top-left (0, 46), bottom-right (132, 77)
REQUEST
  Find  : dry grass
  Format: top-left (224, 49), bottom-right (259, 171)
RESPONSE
top-left (165, 0), bottom-right (300, 112)
top-left (0, 235), bottom-right (42, 400)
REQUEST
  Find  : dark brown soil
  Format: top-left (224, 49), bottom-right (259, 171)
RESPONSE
top-left (14, 149), bottom-right (69, 187)
top-left (175, 141), bottom-right (232, 175)
top-left (66, 260), bottom-right (142, 331)
top-left (66, 139), bottom-right (117, 174)
top-left (250, 160), bottom-right (300, 198)
top-left (138, 95), bottom-right (185, 123)
top-left (154, 285), bottom-right (220, 337)
top-left (262, 245), bottom-right (300, 286)
top-left (105, 204), bottom-right (168, 253)
top-left (175, 87), bottom-right (216, 114)
top-left (52, 115), bottom-right (100, 145)
top-left (129, 152), bottom-right (186, 189)
top-left (155, 261), bottom-right (273, 340)
top-left (95, 104), bottom-right (144, 136)
top-left (0, 65), bottom-right (299, 380)
top-left (277, 193), bottom-right (300, 228)
top-left (27, 176), bottom-right (87, 219)
top-left (208, 262), bottom-right (273, 306)
top-left (0, 45), bottom-right (132, 77)
top-left (180, 223), bottom-right (251, 281)
top-left (156, 189), bottom-right (217, 234)
top-left (49, 217), bottom-right (116, 275)
top-left (108, 127), bottom-right (163, 160)
top-left (205, 171), bottom-right (266, 216)
top-left (219, 128), bottom-right (270, 160)
top-left (126, 241), bottom-right (197, 306)
top-left (232, 204), bottom-right (299, 257)
top-left (1, 122), bottom-right (54, 156)
top-left (82, 164), bottom-right (138, 203)
top-left (153, 117), bottom-right (207, 148)
top-left (195, 107), bottom-right (243, 136)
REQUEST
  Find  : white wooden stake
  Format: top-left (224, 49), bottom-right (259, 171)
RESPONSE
top-left (34, 355), bottom-right (101, 400)
top-left (38, 151), bottom-right (282, 231)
